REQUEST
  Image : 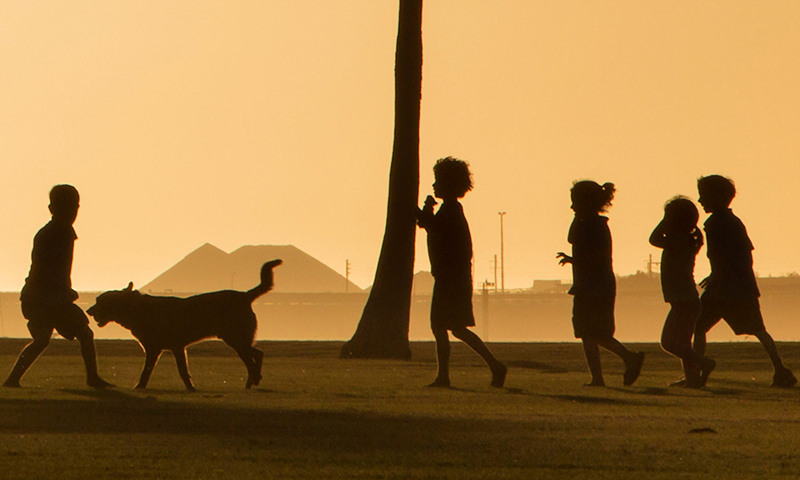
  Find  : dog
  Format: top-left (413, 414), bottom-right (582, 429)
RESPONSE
top-left (87, 259), bottom-right (282, 391)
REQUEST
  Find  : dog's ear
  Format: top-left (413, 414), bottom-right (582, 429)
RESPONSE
top-left (126, 282), bottom-right (134, 291)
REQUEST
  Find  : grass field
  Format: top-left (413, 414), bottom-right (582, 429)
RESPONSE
top-left (2, 339), bottom-right (800, 479)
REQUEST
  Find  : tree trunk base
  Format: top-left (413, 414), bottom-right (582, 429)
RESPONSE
top-left (340, 339), bottom-right (412, 360)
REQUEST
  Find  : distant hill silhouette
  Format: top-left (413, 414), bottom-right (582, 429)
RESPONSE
top-left (140, 244), bottom-right (362, 294)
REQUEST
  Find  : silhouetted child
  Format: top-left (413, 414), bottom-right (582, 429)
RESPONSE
top-left (4, 185), bottom-right (112, 388)
top-left (557, 180), bottom-right (644, 387)
top-left (417, 157), bottom-right (506, 388)
top-left (649, 196), bottom-right (715, 388)
top-left (693, 175), bottom-right (796, 387)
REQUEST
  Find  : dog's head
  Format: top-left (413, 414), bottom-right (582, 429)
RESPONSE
top-left (87, 282), bottom-right (140, 328)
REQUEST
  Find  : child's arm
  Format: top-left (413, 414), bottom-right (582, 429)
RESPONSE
top-left (648, 219), bottom-right (668, 249)
top-left (690, 226), bottom-right (704, 253)
top-left (416, 195), bottom-right (437, 229)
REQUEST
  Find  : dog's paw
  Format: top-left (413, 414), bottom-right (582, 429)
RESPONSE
top-left (246, 374), bottom-right (262, 389)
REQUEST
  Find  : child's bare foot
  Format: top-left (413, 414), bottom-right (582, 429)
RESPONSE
top-left (426, 378), bottom-right (451, 388)
top-left (698, 358), bottom-right (716, 388)
top-left (491, 364), bottom-right (507, 388)
top-left (3, 379), bottom-right (21, 388)
top-left (683, 363), bottom-right (702, 388)
top-left (584, 380), bottom-right (605, 387)
top-left (87, 377), bottom-right (115, 389)
top-left (772, 366), bottom-right (796, 388)
top-left (669, 378), bottom-right (687, 387)
top-left (624, 352), bottom-right (645, 386)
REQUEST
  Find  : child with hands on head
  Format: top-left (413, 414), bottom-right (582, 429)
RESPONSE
top-left (649, 196), bottom-right (715, 388)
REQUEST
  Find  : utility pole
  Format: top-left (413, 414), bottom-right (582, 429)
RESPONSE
top-left (493, 254), bottom-right (498, 293)
top-left (481, 280), bottom-right (490, 341)
top-left (345, 259), bottom-right (351, 293)
top-left (498, 211), bottom-right (506, 293)
top-left (646, 254), bottom-right (660, 278)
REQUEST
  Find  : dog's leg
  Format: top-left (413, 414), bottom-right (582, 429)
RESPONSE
top-left (136, 349), bottom-right (162, 389)
top-left (230, 344), bottom-right (263, 389)
top-left (251, 347), bottom-right (264, 387)
top-left (173, 347), bottom-right (196, 392)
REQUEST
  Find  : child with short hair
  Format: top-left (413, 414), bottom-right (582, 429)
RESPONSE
top-left (4, 185), bottom-right (112, 388)
top-left (557, 180), bottom-right (644, 387)
top-left (417, 157), bottom-right (506, 388)
top-left (649, 196), bottom-right (715, 387)
top-left (693, 175), bottom-right (795, 387)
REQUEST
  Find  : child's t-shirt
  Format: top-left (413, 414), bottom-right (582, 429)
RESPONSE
top-left (421, 200), bottom-right (473, 284)
top-left (703, 209), bottom-right (760, 301)
top-left (20, 220), bottom-right (79, 306)
top-left (567, 215), bottom-right (616, 297)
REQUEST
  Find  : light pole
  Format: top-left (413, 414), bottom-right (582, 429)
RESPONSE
top-left (498, 211), bottom-right (506, 293)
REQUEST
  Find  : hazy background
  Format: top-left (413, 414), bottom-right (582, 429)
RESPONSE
top-left (2, 1), bottom-right (799, 292)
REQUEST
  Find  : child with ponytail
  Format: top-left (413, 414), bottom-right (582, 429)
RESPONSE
top-left (557, 181), bottom-right (644, 387)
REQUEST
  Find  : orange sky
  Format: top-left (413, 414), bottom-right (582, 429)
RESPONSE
top-left (2, 1), bottom-right (799, 292)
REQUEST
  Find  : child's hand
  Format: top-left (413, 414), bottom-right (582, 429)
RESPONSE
top-left (417, 195), bottom-right (437, 227)
top-left (556, 252), bottom-right (572, 266)
top-left (699, 275), bottom-right (711, 289)
top-left (420, 195), bottom-right (437, 217)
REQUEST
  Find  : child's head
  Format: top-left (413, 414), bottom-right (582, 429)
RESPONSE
top-left (663, 196), bottom-right (699, 233)
top-left (432, 157), bottom-right (473, 199)
top-left (49, 184), bottom-right (80, 223)
top-left (697, 175), bottom-right (735, 213)
top-left (570, 180), bottom-right (615, 216)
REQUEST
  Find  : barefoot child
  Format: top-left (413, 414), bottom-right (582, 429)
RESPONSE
top-left (417, 157), bottom-right (506, 388)
top-left (693, 175), bottom-right (795, 387)
top-left (4, 185), bottom-right (112, 389)
top-left (557, 180), bottom-right (644, 387)
top-left (649, 196), bottom-right (715, 387)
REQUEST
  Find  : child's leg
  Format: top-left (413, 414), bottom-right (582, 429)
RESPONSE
top-left (693, 322), bottom-right (710, 356)
top-left (693, 299), bottom-right (721, 357)
top-left (661, 304), bottom-right (689, 358)
top-left (753, 330), bottom-right (796, 387)
top-left (75, 326), bottom-right (113, 388)
top-left (596, 336), bottom-right (635, 363)
top-left (581, 339), bottom-right (604, 386)
top-left (662, 302), bottom-right (703, 386)
top-left (429, 327), bottom-right (451, 387)
top-left (596, 337), bottom-right (645, 386)
top-left (754, 330), bottom-right (785, 371)
top-left (451, 327), bottom-right (507, 387)
top-left (3, 328), bottom-right (51, 387)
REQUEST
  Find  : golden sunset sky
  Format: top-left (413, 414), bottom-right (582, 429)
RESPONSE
top-left (2, 1), bottom-right (799, 292)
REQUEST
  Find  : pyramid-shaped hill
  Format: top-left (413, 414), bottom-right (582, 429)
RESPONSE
top-left (140, 244), bottom-right (363, 294)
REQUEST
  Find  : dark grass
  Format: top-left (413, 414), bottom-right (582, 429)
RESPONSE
top-left (2, 339), bottom-right (800, 479)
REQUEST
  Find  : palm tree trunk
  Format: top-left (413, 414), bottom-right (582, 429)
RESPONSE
top-left (341, 0), bottom-right (422, 359)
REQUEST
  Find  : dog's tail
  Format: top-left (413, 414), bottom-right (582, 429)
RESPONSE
top-left (246, 259), bottom-right (283, 302)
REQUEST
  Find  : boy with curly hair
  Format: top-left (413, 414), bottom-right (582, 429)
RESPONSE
top-left (417, 157), bottom-right (506, 388)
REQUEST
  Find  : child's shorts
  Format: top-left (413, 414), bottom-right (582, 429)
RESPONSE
top-left (430, 280), bottom-right (476, 331)
top-left (696, 295), bottom-right (766, 336)
top-left (22, 302), bottom-right (90, 341)
top-left (572, 295), bottom-right (615, 339)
